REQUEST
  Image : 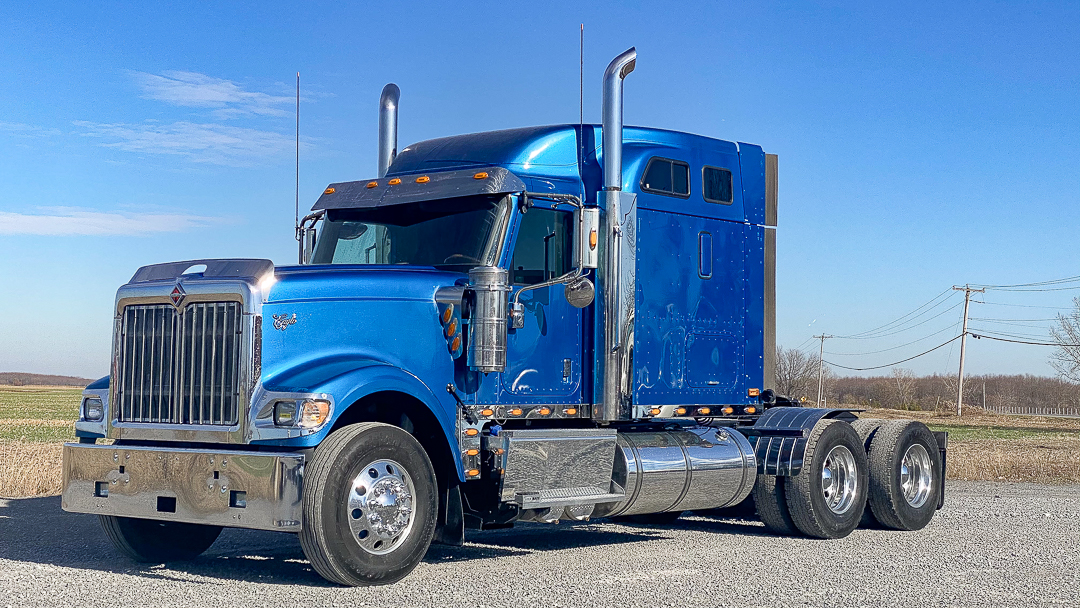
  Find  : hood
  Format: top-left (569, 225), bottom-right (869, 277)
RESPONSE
top-left (268, 265), bottom-right (467, 304)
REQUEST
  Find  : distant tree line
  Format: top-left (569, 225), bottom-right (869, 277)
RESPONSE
top-left (774, 346), bottom-right (1080, 414)
top-left (0, 372), bottom-right (93, 387)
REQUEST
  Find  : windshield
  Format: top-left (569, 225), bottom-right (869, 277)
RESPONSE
top-left (311, 195), bottom-right (512, 271)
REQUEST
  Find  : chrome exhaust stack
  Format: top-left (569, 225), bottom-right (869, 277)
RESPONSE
top-left (598, 47), bottom-right (638, 421)
top-left (378, 83), bottom-right (400, 177)
top-left (601, 47), bottom-right (636, 191)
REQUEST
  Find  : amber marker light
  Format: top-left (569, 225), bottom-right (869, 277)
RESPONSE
top-left (510, 408), bottom-right (523, 416)
top-left (744, 406), bottom-right (758, 415)
top-left (366, 181), bottom-right (378, 189)
top-left (416, 176), bottom-right (430, 183)
top-left (323, 187), bottom-right (336, 194)
top-left (698, 407), bottom-right (711, 415)
top-left (464, 428), bottom-right (479, 437)
top-left (465, 449), bottom-right (480, 456)
top-left (675, 407), bottom-right (688, 416)
top-left (538, 407), bottom-right (551, 416)
top-left (649, 408), bottom-right (661, 416)
top-left (445, 320), bottom-right (458, 337)
top-left (450, 335), bottom-right (462, 351)
top-left (388, 178), bottom-right (402, 185)
top-left (441, 304), bottom-right (454, 324)
top-left (589, 229), bottom-right (598, 250)
top-left (748, 388), bottom-right (761, 397)
top-left (481, 409), bottom-right (494, 417)
top-left (473, 172), bottom-right (489, 179)
top-left (564, 408), bottom-right (578, 416)
top-left (466, 469), bottom-right (480, 477)
top-left (721, 406), bottom-right (735, 415)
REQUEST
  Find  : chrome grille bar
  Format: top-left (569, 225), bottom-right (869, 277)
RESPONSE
top-left (116, 302), bottom-right (243, 425)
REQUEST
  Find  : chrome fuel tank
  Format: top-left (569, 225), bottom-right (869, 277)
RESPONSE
top-left (594, 427), bottom-right (756, 518)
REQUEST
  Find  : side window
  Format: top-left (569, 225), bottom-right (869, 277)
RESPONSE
top-left (511, 207), bottom-right (573, 285)
top-left (640, 157), bottom-right (690, 198)
top-left (702, 166), bottom-right (733, 204)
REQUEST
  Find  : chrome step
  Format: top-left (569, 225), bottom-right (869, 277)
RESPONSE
top-left (514, 485), bottom-right (625, 509)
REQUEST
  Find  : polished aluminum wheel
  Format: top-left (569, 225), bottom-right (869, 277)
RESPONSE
top-left (900, 443), bottom-right (933, 508)
top-left (820, 445), bottom-right (859, 515)
top-left (347, 459), bottom-right (416, 555)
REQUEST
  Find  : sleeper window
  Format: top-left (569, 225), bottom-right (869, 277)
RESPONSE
top-left (703, 166), bottom-right (733, 204)
top-left (641, 157), bottom-right (690, 198)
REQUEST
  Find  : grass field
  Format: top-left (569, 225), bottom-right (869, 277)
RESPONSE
top-left (2, 386), bottom-right (1078, 497)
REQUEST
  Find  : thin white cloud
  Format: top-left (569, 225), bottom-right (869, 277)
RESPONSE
top-left (131, 70), bottom-right (292, 118)
top-left (0, 207), bottom-right (220, 236)
top-left (0, 122), bottom-right (61, 137)
top-left (74, 120), bottom-right (297, 166)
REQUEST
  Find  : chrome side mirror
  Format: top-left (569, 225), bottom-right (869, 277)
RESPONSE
top-left (573, 207), bottom-right (600, 270)
top-left (565, 275), bottom-right (595, 308)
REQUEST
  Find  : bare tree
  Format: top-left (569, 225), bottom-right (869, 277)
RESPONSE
top-left (775, 346), bottom-right (820, 401)
top-left (890, 367), bottom-right (917, 410)
top-left (1050, 297), bottom-right (1080, 383)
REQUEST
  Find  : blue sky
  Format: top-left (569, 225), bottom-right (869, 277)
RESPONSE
top-left (1, 1), bottom-right (1077, 380)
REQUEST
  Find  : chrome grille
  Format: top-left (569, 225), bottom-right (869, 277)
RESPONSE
top-left (116, 302), bottom-right (243, 425)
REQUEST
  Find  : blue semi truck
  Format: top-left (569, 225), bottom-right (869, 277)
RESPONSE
top-left (63, 48), bottom-right (946, 586)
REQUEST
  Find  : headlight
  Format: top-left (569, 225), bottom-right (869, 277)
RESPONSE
top-left (83, 398), bottom-right (104, 422)
top-left (274, 399), bottom-right (331, 428)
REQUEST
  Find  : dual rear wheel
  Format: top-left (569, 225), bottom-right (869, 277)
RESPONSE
top-left (755, 418), bottom-right (941, 538)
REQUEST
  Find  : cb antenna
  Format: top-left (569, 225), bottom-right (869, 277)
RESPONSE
top-left (294, 72), bottom-right (300, 242)
top-left (578, 24), bottom-right (584, 167)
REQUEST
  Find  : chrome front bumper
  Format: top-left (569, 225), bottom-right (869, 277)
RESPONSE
top-left (61, 443), bottom-right (305, 532)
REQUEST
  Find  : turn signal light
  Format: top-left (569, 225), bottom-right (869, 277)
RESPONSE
top-left (416, 176), bottom-right (430, 183)
top-left (697, 407), bottom-right (711, 415)
top-left (721, 406), bottom-right (735, 415)
top-left (464, 428), bottom-right (479, 437)
top-left (481, 409), bottom-right (494, 417)
top-left (298, 399), bottom-right (331, 428)
top-left (366, 181), bottom-right (378, 189)
top-left (323, 187), bottom-right (336, 194)
top-left (465, 449), bottom-right (480, 456)
top-left (649, 408), bottom-right (661, 416)
top-left (589, 229), bottom-right (598, 250)
top-left (473, 172), bottom-right (489, 179)
top-left (388, 178), bottom-right (402, 185)
top-left (675, 407), bottom-right (688, 416)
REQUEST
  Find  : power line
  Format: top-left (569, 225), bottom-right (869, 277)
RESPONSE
top-left (836, 288), bottom-right (956, 339)
top-left (974, 300), bottom-right (1074, 310)
top-left (824, 335), bottom-right (964, 371)
top-left (825, 323), bottom-right (957, 356)
top-left (838, 300), bottom-right (963, 340)
top-left (974, 275), bottom-right (1080, 289)
top-left (970, 333), bottom-right (1080, 347)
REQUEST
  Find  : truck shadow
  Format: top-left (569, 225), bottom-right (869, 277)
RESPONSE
top-left (0, 496), bottom-right (670, 586)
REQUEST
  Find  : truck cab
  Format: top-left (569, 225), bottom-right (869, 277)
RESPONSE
top-left (64, 48), bottom-right (946, 586)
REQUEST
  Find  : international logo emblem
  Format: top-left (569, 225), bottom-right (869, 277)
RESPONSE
top-left (170, 284), bottom-right (186, 309)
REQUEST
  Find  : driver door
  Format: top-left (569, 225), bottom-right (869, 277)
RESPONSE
top-left (500, 204), bottom-right (583, 402)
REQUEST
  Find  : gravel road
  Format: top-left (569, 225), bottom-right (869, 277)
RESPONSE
top-left (2, 481), bottom-right (1077, 608)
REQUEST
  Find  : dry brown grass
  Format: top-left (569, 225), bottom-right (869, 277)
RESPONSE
top-left (0, 441), bottom-right (64, 498)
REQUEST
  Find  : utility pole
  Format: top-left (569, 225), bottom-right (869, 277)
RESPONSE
top-left (953, 285), bottom-right (985, 417)
top-left (814, 334), bottom-right (833, 407)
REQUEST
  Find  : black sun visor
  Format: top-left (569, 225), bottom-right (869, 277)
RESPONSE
top-left (311, 166), bottom-right (526, 212)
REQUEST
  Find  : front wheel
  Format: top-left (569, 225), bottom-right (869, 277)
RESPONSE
top-left (100, 516), bottom-right (222, 562)
top-left (299, 422), bottom-right (438, 586)
top-left (784, 420), bottom-right (869, 539)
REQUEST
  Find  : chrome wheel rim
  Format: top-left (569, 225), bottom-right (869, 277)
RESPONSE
top-left (347, 459), bottom-right (416, 555)
top-left (821, 445), bottom-right (858, 515)
top-left (900, 443), bottom-right (933, 508)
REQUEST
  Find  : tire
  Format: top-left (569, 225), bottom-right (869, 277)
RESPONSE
top-left (611, 511), bottom-right (683, 525)
top-left (752, 474), bottom-right (798, 535)
top-left (784, 420), bottom-right (869, 539)
top-left (865, 420), bottom-right (943, 531)
top-left (100, 515), bottom-right (222, 562)
top-left (299, 422), bottom-right (438, 586)
top-left (849, 419), bottom-right (885, 528)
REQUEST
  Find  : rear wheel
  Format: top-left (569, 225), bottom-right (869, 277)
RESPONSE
top-left (299, 422), bottom-right (438, 586)
top-left (784, 420), bottom-right (868, 539)
top-left (100, 516), bottom-right (222, 562)
top-left (752, 474), bottom-right (798, 535)
top-left (865, 420), bottom-right (942, 531)
top-left (849, 419), bottom-right (885, 527)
